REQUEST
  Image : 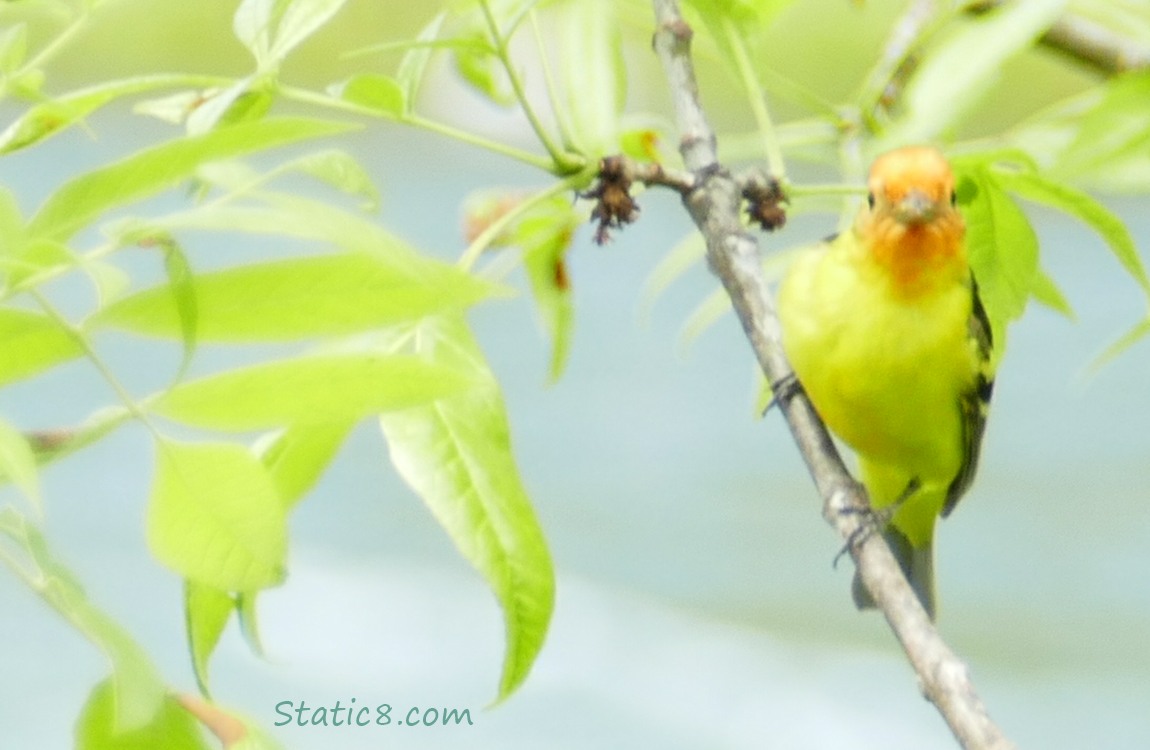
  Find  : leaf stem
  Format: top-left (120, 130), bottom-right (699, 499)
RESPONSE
top-left (477, 0), bottom-right (582, 173)
top-left (723, 17), bottom-right (786, 181)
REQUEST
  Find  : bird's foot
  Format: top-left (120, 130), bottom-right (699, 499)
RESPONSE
top-left (762, 372), bottom-right (803, 416)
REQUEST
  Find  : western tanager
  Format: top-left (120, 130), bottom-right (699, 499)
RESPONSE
top-left (777, 146), bottom-right (994, 619)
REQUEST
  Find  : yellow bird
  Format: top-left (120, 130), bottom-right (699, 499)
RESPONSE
top-left (777, 146), bottom-right (994, 619)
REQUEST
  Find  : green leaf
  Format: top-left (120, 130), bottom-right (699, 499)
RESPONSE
top-left (185, 78), bottom-right (276, 135)
top-left (1030, 266), bottom-right (1075, 319)
top-left (153, 353), bottom-right (474, 431)
top-left (235, 0), bottom-right (349, 68)
top-left (255, 421), bottom-right (354, 510)
top-left (76, 678), bottom-right (209, 750)
top-left (236, 590), bottom-right (266, 658)
top-left (1052, 71), bottom-right (1150, 189)
top-left (881, 0), bottom-right (1068, 146)
top-left (556, 0), bottom-right (625, 155)
top-left (27, 117), bottom-right (355, 242)
top-left (335, 73), bottom-right (406, 118)
top-left (396, 11), bottom-right (448, 107)
top-left (0, 418), bottom-right (41, 512)
top-left (0, 309), bottom-right (84, 386)
top-left (0, 22), bottom-right (28, 73)
top-left (378, 315), bottom-right (554, 701)
top-left (269, 0), bottom-right (349, 63)
top-left (1092, 315), bottom-right (1150, 371)
top-left (91, 250), bottom-right (501, 341)
top-left (0, 75), bottom-right (209, 154)
top-left (148, 440), bottom-right (287, 590)
top-left (960, 167), bottom-right (1041, 363)
top-left (517, 197), bottom-right (579, 381)
top-left (153, 236), bottom-right (199, 377)
top-left (992, 166), bottom-right (1150, 297)
top-left (185, 581), bottom-right (235, 698)
top-left (0, 511), bottom-right (167, 733)
top-left (283, 149), bottom-right (379, 209)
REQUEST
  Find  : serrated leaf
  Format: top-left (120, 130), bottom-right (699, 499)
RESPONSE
top-left (153, 353), bottom-right (473, 431)
top-left (335, 73), bottom-right (406, 118)
top-left (0, 75), bottom-right (203, 154)
top-left (255, 421), bottom-right (354, 510)
top-left (0, 512), bottom-right (167, 733)
top-left (185, 581), bottom-right (235, 698)
top-left (0, 309), bottom-right (84, 386)
top-left (27, 117), bottom-right (355, 242)
top-left (378, 315), bottom-right (553, 701)
top-left (76, 679), bottom-right (210, 750)
top-left (91, 251), bottom-right (500, 341)
top-left (148, 440), bottom-right (287, 590)
top-left (881, 0), bottom-right (1068, 146)
top-left (0, 418), bottom-right (41, 512)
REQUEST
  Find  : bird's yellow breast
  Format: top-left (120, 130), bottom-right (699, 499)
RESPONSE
top-left (778, 236), bottom-right (978, 487)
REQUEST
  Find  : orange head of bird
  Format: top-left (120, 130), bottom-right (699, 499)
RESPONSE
top-left (855, 145), bottom-right (966, 295)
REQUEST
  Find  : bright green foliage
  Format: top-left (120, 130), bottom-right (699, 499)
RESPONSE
top-left (92, 251), bottom-right (502, 341)
top-left (3, 0), bottom-right (1149, 744)
top-left (148, 440), bottom-right (288, 590)
top-left (154, 353), bottom-right (474, 430)
top-left (379, 315), bottom-right (555, 700)
top-left (184, 581), bottom-right (235, 697)
top-left (76, 679), bottom-right (209, 750)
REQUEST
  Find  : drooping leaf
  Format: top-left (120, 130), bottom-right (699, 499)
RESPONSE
top-left (76, 678), bottom-right (210, 750)
top-left (0, 510), bottom-right (167, 733)
top-left (91, 251), bottom-right (502, 341)
top-left (377, 315), bottom-right (554, 701)
top-left (185, 581), bottom-right (235, 698)
top-left (517, 197), bottom-right (579, 381)
top-left (153, 353), bottom-right (473, 431)
top-left (0, 309), bottom-right (84, 386)
top-left (147, 440), bottom-right (287, 590)
top-left (27, 117), bottom-right (355, 242)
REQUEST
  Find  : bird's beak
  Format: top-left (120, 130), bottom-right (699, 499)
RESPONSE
top-left (894, 189), bottom-right (937, 225)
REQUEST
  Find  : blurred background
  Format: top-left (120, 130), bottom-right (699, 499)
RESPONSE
top-left (1, 1), bottom-right (1148, 748)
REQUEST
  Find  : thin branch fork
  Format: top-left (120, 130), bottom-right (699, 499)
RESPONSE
top-left (646, 1), bottom-right (1015, 748)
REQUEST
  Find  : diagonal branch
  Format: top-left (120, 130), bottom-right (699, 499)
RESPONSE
top-left (649, 1), bottom-right (1015, 748)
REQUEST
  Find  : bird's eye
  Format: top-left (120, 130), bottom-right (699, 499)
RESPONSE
top-left (867, 192), bottom-right (876, 210)
top-left (950, 190), bottom-right (957, 207)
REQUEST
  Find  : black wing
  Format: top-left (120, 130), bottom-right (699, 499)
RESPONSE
top-left (943, 275), bottom-right (994, 517)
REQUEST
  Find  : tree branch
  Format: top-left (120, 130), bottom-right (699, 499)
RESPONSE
top-left (647, 1), bottom-right (1015, 748)
top-left (965, 1), bottom-right (1150, 75)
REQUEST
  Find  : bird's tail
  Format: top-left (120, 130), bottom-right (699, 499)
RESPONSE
top-left (851, 525), bottom-right (936, 620)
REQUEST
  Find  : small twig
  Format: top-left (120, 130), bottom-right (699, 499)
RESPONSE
top-left (649, 2), bottom-right (1015, 748)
